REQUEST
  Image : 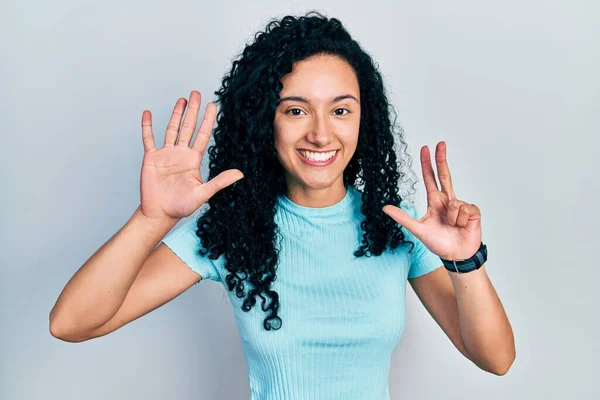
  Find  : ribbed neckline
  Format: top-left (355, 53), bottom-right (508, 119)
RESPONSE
top-left (276, 185), bottom-right (356, 218)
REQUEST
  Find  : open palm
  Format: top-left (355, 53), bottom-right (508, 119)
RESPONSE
top-left (139, 91), bottom-right (244, 222)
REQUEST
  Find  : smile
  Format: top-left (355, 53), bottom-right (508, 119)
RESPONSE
top-left (296, 149), bottom-right (339, 166)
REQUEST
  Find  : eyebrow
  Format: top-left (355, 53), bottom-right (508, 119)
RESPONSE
top-left (278, 94), bottom-right (359, 105)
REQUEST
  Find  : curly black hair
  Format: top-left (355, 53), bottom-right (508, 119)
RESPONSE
top-left (195, 11), bottom-right (420, 331)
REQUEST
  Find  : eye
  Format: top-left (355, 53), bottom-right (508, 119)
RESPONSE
top-left (334, 108), bottom-right (350, 116)
top-left (285, 108), bottom-right (306, 116)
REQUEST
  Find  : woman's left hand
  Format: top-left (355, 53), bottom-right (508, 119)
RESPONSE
top-left (382, 141), bottom-right (482, 261)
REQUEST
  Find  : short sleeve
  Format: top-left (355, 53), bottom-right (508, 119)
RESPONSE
top-left (161, 215), bottom-right (222, 284)
top-left (401, 205), bottom-right (443, 279)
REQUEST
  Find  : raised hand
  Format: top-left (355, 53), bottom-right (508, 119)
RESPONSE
top-left (382, 141), bottom-right (482, 261)
top-left (138, 90), bottom-right (244, 222)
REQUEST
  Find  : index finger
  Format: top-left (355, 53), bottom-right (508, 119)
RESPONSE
top-left (435, 141), bottom-right (457, 200)
top-left (192, 102), bottom-right (217, 155)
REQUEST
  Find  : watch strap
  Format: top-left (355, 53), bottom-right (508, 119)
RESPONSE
top-left (440, 242), bottom-right (487, 274)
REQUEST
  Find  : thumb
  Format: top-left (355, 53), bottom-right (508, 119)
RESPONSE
top-left (382, 205), bottom-right (422, 237)
top-left (196, 169), bottom-right (244, 205)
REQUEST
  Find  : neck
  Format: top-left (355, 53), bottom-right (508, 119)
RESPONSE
top-left (284, 180), bottom-right (347, 208)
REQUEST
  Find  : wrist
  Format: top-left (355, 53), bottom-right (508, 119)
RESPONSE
top-left (132, 205), bottom-right (179, 235)
top-left (440, 242), bottom-right (487, 274)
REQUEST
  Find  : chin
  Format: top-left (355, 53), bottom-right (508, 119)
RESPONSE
top-left (290, 172), bottom-right (344, 190)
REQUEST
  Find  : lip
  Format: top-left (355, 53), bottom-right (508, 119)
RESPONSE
top-left (297, 149), bottom-right (339, 152)
top-left (296, 149), bottom-right (339, 166)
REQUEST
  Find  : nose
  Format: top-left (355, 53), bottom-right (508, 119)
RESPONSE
top-left (306, 112), bottom-right (335, 148)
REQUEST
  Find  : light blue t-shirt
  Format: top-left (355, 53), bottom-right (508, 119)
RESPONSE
top-left (162, 185), bottom-right (442, 399)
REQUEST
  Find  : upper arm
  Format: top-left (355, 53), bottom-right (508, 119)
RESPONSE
top-left (408, 267), bottom-right (471, 359)
top-left (84, 242), bottom-right (202, 340)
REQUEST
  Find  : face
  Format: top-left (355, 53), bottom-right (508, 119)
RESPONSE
top-left (273, 54), bottom-right (361, 203)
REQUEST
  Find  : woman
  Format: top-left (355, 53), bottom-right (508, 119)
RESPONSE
top-left (50, 11), bottom-right (515, 399)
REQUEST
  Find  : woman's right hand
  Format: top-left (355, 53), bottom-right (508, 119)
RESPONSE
top-left (138, 90), bottom-right (244, 222)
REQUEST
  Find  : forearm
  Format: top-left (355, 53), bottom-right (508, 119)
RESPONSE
top-left (50, 206), bottom-right (177, 337)
top-left (449, 266), bottom-right (515, 375)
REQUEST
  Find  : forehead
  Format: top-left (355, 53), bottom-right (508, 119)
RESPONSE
top-left (279, 54), bottom-right (359, 99)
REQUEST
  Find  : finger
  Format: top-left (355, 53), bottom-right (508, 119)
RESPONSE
top-left (177, 90), bottom-right (201, 147)
top-left (455, 204), bottom-right (470, 228)
top-left (196, 169), bottom-right (244, 205)
top-left (192, 102), bottom-right (217, 155)
top-left (447, 199), bottom-right (462, 226)
top-left (435, 141), bottom-right (457, 200)
top-left (141, 110), bottom-right (155, 152)
top-left (420, 145), bottom-right (440, 195)
top-left (382, 205), bottom-right (424, 238)
top-left (164, 98), bottom-right (187, 148)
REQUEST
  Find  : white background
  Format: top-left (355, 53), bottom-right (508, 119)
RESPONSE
top-left (1, 0), bottom-right (598, 398)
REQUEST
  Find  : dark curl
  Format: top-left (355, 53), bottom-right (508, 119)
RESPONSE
top-left (195, 11), bottom-right (420, 331)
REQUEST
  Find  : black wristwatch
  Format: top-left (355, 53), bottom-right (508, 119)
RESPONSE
top-left (440, 242), bottom-right (487, 274)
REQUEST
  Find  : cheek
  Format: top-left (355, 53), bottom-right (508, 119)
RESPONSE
top-left (272, 129), bottom-right (290, 162)
top-left (274, 123), bottom-right (302, 149)
top-left (273, 133), bottom-right (289, 154)
top-left (339, 127), bottom-right (360, 147)
top-left (273, 125), bottom-right (286, 151)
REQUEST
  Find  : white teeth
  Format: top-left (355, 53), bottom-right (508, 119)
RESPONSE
top-left (299, 150), bottom-right (337, 161)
